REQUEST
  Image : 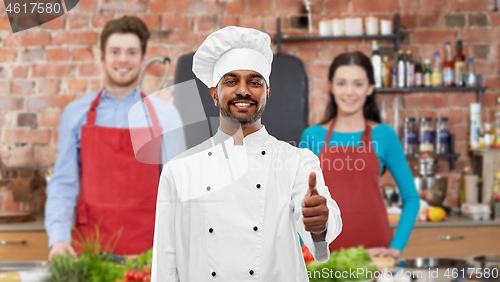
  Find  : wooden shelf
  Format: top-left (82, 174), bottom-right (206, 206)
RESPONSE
top-left (278, 33), bottom-right (406, 42)
top-left (378, 86), bottom-right (487, 93)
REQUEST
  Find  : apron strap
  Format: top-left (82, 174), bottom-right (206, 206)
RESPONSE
top-left (321, 118), bottom-right (336, 154)
top-left (86, 88), bottom-right (161, 130)
top-left (321, 117), bottom-right (373, 153)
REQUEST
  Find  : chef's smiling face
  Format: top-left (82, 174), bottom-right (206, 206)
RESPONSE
top-left (210, 70), bottom-right (271, 126)
top-left (101, 33), bottom-right (144, 88)
top-left (330, 65), bottom-right (374, 116)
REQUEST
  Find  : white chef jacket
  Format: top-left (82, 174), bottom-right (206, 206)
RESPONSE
top-left (151, 125), bottom-right (342, 282)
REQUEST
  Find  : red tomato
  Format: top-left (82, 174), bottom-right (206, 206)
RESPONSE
top-left (134, 272), bottom-right (146, 281)
top-left (143, 274), bottom-right (152, 282)
top-left (142, 266), bottom-right (152, 274)
top-left (302, 246), bottom-right (314, 264)
top-left (124, 270), bottom-right (136, 281)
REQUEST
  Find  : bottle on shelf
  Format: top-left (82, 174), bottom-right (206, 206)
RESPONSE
top-left (460, 166), bottom-right (472, 206)
top-left (495, 96), bottom-right (500, 149)
top-left (454, 40), bottom-right (466, 87)
top-left (406, 50), bottom-right (415, 87)
top-left (491, 172), bottom-right (500, 220)
top-left (470, 103), bottom-right (481, 150)
top-left (403, 117), bottom-right (418, 157)
top-left (383, 56), bottom-right (391, 88)
top-left (443, 42), bottom-right (455, 87)
top-left (415, 56), bottom-right (424, 87)
top-left (424, 59), bottom-right (432, 88)
top-left (419, 117), bottom-right (435, 153)
top-left (397, 50), bottom-right (406, 88)
top-left (371, 40), bottom-right (382, 88)
top-left (485, 123), bottom-right (493, 150)
top-left (436, 117), bottom-right (450, 154)
top-left (380, 98), bottom-right (387, 123)
top-left (432, 52), bottom-right (443, 87)
top-left (466, 58), bottom-right (476, 87)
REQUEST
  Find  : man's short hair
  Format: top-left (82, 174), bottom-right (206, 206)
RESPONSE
top-left (100, 15), bottom-right (151, 57)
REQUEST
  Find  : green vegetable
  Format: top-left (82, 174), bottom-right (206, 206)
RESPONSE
top-left (306, 246), bottom-right (378, 282)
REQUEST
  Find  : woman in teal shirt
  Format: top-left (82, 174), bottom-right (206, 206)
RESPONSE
top-left (300, 51), bottom-right (419, 258)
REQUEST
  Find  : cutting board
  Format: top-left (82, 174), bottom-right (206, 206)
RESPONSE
top-left (0, 212), bottom-right (35, 224)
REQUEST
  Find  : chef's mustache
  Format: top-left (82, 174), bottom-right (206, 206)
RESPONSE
top-left (226, 96), bottom-right (258, 105)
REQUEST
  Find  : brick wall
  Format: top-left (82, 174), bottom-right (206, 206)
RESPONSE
top-left (0, 0), bottom-right (499, 210)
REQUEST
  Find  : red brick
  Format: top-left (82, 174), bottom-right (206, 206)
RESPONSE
top-left (41, 16), bottom-right (65, 30)
top-left (221, 16), bottom-right (238, 28)
top-left (12, 81), bottom-right (35, 95)
top-left (449, 124), bottom-right (468, 143)
top-left (401, 0), bottom-right (419, 10)
top-left (52, 32), bottom-right (98, 45)
top-left (46, 48), bottom-right (70, 62)
top-left (138, 14), bottom-right (161, 29)
top-left (244, 0), bottom-right (272, 14)
top-left (413, 30), bottom-right (456, 44)
top-left (324, 0), bottom-right (349, 13)
top-left (72, 48), bottom-right (94, 61)
top-left (162, 13), bottom-right (192, 29)
top-left (0, 97), bottom-right (22, 111)
top-left (449, 0), bottom-right (492, 11)
top-left (66, 79), bottom-right (88, 95)
top-left (26, 95), bottom-right (74, 111)
top-left (22, 48), bottom-right (44, 62)
top-left (0, 80), bottom-right (11, 95)
top-left (462, 28), bottom-right (496, 42)
top-left (448, 92), bottom-right (477, 106)
top-left (4, 33), bottom-right (51, 47)
top-left (203, 0), bottom-right (224, 14)
top-left (32, 64), bottom-right (75, 77)
top-left (196, 15), bottom-right (217, 32)
top-left (483, 92), bottom-right (498, 107)
top-left (239, 16), bottom-right (263, 30)
top-left (352, 0), bottom-right (398, 12)
top-left (1, 189), bottom-right (20, 212)
top-left (400, 14), bottom-right (418, 29)
top-left (298, 48), bottom-right (320, 62)
top-left (166, 31), bottom-right (204, 46)
top-left (404, 93), bottom-right (448, 109)
top-left (0, 49), bottom-right (17, 62)
top-left (2, 129), bottom-right (50, 144)
top-left (421, 45), bottom-right (445, 59)
top-left (419, 13), bottom-right (441, 27)
top-left (51, 130), bottom-right (59, 144)
top-left (490, 12), bottom-right (500, 26)
top-left (485, 77), bottom-right (500, 90)
top-left (92, 14), bottom-right (113, 28)
top-left (144, 63), bottom-right (166, 77)
top-left (68, 14), bottom-right (89, 29)
top-left (12, 66), bottom-right (29, 79)
top-left (34, 145), bottom-right (58, 167)
top-left (79, 64), bottom-right (101, 77)
top-left (37, 79), bottom-right (61, 96)
top-left (475, 61), bottom-right (496, 74)
top-left (309, 94), bottom-right (330, 125)
top-left (80, 0), bottom-right (98, 11)
top-left (306, 64), bottom-right (330, 79)
top-left (90, 79), bottom-right (102, 92)
top-left (149, 0), bottom-right (195, 13)
top-left (4, 146), bottom-right (33, 167)
top-left (319, 48), bottom-right (347, 63)
top-left (226, 0), bottom-right (245, 14)
top-left (421, 0), bottom-right (447, 11)
top-left (39, 109), bottom-right (62, 127)
top-left (438, 107), bottom-right (465, 124)
top-left (310, 80), bottom-right (330, 95)
top-left (0, 17), bottom-right (10, 30)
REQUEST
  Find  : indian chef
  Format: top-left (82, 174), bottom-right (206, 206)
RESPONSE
top-left (45, 15), bottom-right (186, 260)
top-left (151, 26), bottom-right (342, 281)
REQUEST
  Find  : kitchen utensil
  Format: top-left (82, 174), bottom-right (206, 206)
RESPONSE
top-left (332, 19), bottom-right (344, 36)
top-left (345, 18), bottom-right (363, 36)
top-left (381, 19), bottom-right (393, 35)
top-left (415, 175), bottom-right (448, 206)
top-left (399, 258), bottom-right (471, 269)
top-left (319, 20), bottom-right (332, 36)
top-left (138, 56), bottom-right (171, 93)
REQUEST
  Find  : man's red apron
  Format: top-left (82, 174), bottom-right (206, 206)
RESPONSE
top-left (319, 118), bottom-right (391, 252)
top-left (72, 88), bottom-right (162, 255)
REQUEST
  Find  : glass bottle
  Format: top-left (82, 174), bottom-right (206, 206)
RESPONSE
top-left (443, 42), bottom-right (455, 87)
top-left (466, 58), bottom-right (476, 87)
top-left (415, 56), bottom-right (424, 87)
top-left (436, 117), bottom-right (450, 154)
top-left (406, 50), bottom-right (415, 87)
top-left (383, 56), bottom-right (391, 88)
top-left (419, 117), bottom-right (435, 153)
top-left (371, 40), bottom-right (382, 88)
top-left (397, 50), bottom-right (406, 88)
top-left (424, 59), bottom-right (432, 88)
top-left (432, 52), bottom-right (442, 87)
top-left (391, 68), bottom-right (398, 88)
top-left (454, 40), bottom-right (466, 87)
top-left (403, 117), bottom-right (418, 157)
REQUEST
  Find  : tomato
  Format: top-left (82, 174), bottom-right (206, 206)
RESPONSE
top-left (124, 270), bottom-right (136, 281)
top-left (143, 274), bottom-right (152, 282)
top-left (134, 272), bottom-right (146, 281)
top-left (302, 246), bottom-right (314, 264)
top-left (142, 266), bottom-right (152, 274)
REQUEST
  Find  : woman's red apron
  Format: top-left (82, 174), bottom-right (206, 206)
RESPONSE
top-left (319, 118), bottom-right (391, 252)
top-left (72, 88), bottom-right (162, 255)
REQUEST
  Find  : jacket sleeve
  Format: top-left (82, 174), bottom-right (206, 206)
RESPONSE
top-left (292, 148), bottom-right (342, 263)
top-left (151, 162), bottom-right (180, 282)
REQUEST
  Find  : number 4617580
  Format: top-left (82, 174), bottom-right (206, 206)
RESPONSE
top-left (445, 268), bottom-right (499, 279)
top-left (6, 3), bottom-right (61, 14)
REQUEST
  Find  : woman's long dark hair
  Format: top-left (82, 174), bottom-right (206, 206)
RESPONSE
top-left (321, 51), bottom-right (381, 124)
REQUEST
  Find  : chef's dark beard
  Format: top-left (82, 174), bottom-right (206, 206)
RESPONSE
top-left (217, 95), bottom-right (265, 125)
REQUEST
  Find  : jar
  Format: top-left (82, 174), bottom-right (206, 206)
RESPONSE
top-left (403, 117), bottom-right (418, 157)
top-left (435, 117), bottom-right (450, 154)
top-left (419, 117), bottom-right (435, 153)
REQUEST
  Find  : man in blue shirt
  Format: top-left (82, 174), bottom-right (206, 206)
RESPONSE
top-left (45, 16), bottom-right (186, 260)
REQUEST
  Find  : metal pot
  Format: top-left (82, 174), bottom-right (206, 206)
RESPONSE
top-left (414, 175), bottom-right (448, 206)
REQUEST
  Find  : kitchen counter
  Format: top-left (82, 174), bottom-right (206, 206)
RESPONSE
top-left (0, 216), bottom-right (45, 232)
top-left (390, 215), bottom-right (500, 228)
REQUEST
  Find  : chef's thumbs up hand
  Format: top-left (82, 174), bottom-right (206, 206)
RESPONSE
top-left (302, 172), bottom-right (329, 240)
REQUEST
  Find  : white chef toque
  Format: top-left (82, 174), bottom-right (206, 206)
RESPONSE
top-left (192, 26), bottom-right (273, 88)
